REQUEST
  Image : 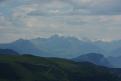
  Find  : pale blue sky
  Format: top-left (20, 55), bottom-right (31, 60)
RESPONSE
top-left (0, 0), bottom-right (121, 43)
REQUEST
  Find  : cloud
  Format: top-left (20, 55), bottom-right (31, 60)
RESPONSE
top-left (0, 0), bottom-right (121, 43)
top-left (24, 0), bottom-right (121, 16)
top-left (1, 0), bottom-right (121, 16)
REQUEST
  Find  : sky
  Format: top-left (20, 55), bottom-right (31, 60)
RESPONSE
top-left (0, 0), bottom-right (121, 43)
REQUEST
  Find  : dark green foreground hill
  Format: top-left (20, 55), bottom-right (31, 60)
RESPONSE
top-left (0, 55), bottom-right (121, 81)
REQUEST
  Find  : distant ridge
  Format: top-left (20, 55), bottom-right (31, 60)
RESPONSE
top-left (0, 35), bottom-right (121, 58)
top-left (0, 39), bottom-right (50, 57)
top-left (0, 49), bottom-right (19, 55)
top-left (72, 53), bottom-right (112, 67)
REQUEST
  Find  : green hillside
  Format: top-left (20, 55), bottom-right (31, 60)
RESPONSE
top-left (0, 55), bottom-right (121, 81)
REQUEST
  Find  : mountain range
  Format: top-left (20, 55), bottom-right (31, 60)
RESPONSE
top-left (0, 35), bottom-right (121, 66)
top-left (1, 35), bottom-right (121, 58)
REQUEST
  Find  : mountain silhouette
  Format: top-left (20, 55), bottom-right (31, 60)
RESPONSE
top-left (72, 53), bottom-right (112, 67)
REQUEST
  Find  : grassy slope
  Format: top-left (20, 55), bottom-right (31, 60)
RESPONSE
top-left (0, 55), bottom-right (121, 81)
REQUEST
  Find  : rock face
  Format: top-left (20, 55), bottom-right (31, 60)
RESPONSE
top-left (72, 53), bottom-right (112, 67)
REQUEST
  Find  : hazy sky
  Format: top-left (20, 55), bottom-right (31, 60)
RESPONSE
top-left (0, 0), bottom-right (121, 43)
